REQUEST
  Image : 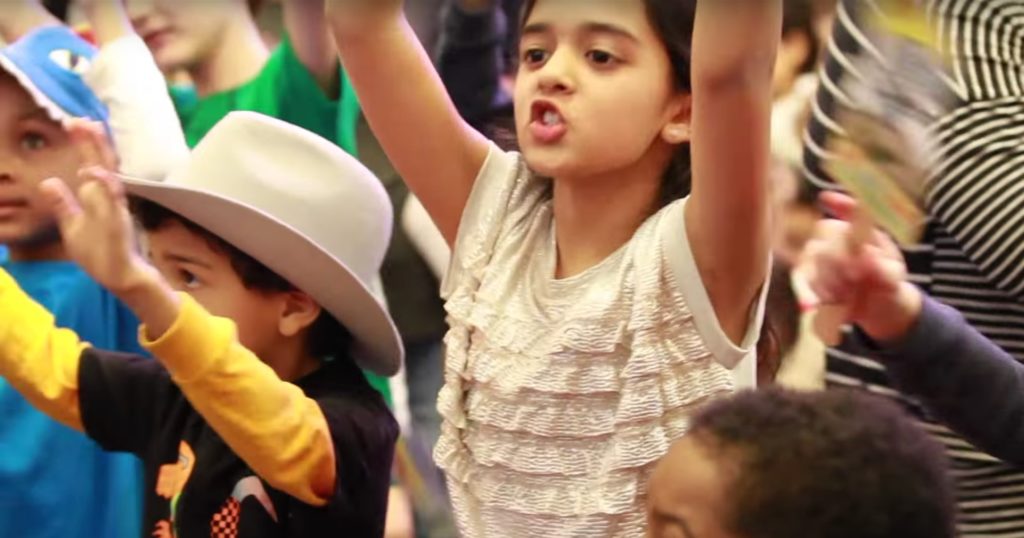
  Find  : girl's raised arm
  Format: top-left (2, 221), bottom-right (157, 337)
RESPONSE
top-left (686, 0), bottom-right (782, 342)
top-left (326, 1), bottom-right (492, 245)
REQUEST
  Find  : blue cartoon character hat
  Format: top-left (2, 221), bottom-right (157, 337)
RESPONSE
top-left (0, 25), bottom-right (108, 125)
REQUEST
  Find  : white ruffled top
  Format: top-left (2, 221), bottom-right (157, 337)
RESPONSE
top-left (435, 145), bottom-right (767, 537)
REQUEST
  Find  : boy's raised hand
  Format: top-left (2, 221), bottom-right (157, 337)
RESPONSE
top-left (800, 192), bottom-right (924, 342)
top-left (39, 119), bottom-right (153, 295)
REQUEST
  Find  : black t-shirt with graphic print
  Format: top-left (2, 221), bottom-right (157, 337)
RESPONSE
top-left (78, 349), bottom-right (398, 538)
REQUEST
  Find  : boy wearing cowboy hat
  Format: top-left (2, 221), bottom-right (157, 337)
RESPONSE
top-left (0, 4), bottom-right (186, 538)
top-left (0, 110), bottom-right (402, 537)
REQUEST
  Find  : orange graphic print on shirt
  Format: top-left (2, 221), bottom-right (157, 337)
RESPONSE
top-left (152, 441), bottom-right (196, 537)
top-left (148, 441), bottom-right (280, 538)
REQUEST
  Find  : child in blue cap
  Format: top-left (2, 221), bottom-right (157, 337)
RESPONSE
top-left (0, 2), bottom-right (187, 537)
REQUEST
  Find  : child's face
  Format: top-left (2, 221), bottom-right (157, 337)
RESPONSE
top-left (126, 0), bottom-right (244, 74)
top-left (514, 0), bottom-right (689, 181)
top-left (143, 219), bottom-right (289, 359)
top-left (647, 436), bottom-right (738, 538)
top-left (0, 75), bottom-right (83, 249)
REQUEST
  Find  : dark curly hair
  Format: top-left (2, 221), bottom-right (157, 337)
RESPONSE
top-left (130, 198), bottom-right (352, 362)
top-left (688, 388), bottom-right (957, 538)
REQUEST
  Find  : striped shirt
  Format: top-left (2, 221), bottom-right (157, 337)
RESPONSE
top-left (804, 0), bottom-right (1024, 535)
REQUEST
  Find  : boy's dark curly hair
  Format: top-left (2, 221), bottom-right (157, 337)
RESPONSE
top-left (130, 197), bottom-right (352, 362)
top-left (689, 387), bottom-right (957, 538)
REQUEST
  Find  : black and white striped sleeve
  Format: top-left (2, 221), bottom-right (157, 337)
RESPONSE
top-left (804, 0), bottom-right (1024, 302)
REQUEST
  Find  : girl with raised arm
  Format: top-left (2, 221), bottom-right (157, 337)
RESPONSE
top-left (327, 0), bottom-right (781, 535)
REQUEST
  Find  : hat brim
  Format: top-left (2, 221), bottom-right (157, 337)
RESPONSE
top-left (0, 53), bottom-right (70, 123)
top-left (120, 175), bottom-right (403, 377)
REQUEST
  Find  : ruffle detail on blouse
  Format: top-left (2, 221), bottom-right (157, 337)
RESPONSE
top-left (435, 146), bottom-right (748, 537)
top-left (436, 242), bottom-right (736, 523)
top-left (437, 432), bottom-right (655, 518)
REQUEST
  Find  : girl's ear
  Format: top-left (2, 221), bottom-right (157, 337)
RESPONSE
top-left (661, 93), bottom-right (693, 145)
top-left (278, 291), bottom-right (322, 338)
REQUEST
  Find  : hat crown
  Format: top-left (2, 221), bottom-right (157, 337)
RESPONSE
top-left (165, 112), bottom-right (393, 287)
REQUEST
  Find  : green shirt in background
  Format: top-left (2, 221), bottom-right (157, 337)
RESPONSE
top-left (169, 35), bottom-right (361, 154)
top-left (168, 36), bottom-right (392, 404)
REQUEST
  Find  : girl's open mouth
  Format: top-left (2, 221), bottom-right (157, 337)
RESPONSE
top-left (529, 101), bottom-right (568, 144)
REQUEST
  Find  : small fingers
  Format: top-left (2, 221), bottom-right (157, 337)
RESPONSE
top-left (818, 191), bottom-right (858, 221)
top-left (77, 167), bottom-right (122, 221)
top-left (802, 237), bottom-right (854, 304)
top-left (94, 166), bottom-right (127, 202)
top-left (38, 177), bottom-right (83, 234)
top-left (65, 118), bottom-right (118, 171)
top-left (860, 245), bottom-right (909, 290)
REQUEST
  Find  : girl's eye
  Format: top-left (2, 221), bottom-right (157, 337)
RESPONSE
top-left (586, 50), bottom-right (618, 66)
top-left (523, 48), bottom-right (549, 65)
top-left (20, 132), bottom-right (47, 151)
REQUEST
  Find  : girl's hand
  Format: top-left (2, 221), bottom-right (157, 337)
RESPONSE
top-left (324, 0), bottom-right (404, 19)
top-left (76, 0), bottom-right (134, 45)
top-left (800, 192), bottom-right (923, 342)
top-left (324, 0), bottom-right (404, 36)
top-left (40, 119), bottom-right (155, 295)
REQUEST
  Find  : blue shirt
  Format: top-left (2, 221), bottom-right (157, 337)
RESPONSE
top-left (0, 247), bottom-right (144, 538)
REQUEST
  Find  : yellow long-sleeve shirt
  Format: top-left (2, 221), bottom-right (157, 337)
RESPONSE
top-left (0, 267), bottom-right (337, 507)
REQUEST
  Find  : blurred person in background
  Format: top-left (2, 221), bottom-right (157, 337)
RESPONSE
top-left (804, 0), bottom-right (1024, 534)
top-left (0, 0), bottom-right (186, 536)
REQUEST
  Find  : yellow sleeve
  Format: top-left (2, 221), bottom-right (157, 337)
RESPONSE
top-left (142, 294), bottom-right (336, 506)
top-left (0, 268), bottom-right (88, 431)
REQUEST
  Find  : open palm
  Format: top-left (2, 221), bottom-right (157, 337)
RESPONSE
top-left (40, 119), bottom-right (151, 293)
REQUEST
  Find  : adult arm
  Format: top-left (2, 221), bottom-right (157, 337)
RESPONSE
top-left (861, 295), bottom-right (1024, 465)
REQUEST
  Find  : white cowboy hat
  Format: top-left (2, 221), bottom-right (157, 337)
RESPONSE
top-left (119, 111), bottom-right (403, 376)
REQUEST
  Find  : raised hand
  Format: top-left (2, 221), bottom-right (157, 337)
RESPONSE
top-left (39, 119), bottom-right (153, 295)
top-left (324, 0), bottom-right (404, 36)
top-left (800, 192), bottom-right (923, 342)
top-left (76, 0), bottom-right (135, 44)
